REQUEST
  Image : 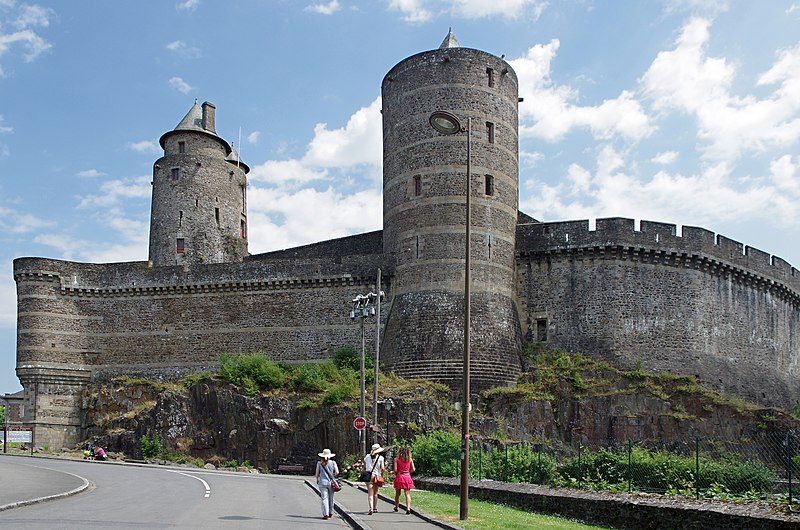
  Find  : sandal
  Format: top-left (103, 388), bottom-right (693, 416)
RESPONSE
top-left (393, 507), bottom-right (398, 512)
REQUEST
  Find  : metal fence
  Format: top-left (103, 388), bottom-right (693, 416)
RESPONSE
top-left (414, 431), bottom-right (800, 507)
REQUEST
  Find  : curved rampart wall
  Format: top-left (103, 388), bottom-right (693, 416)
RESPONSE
top-left (517, 217), bottom-right (800, 409)
top-left (14, 252), bottom-right (387, 447)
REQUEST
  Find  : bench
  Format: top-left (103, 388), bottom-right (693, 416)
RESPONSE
top-left (276, 464), bottom-right (305, 475)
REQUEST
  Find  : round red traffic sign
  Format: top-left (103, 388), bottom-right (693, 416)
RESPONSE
top-left (353, 417), bottom-right (367, 430)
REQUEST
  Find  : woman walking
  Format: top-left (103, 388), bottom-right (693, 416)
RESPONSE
top-left (315, 448), bottom-right (339, 520)
top-left (364, 443), bottom-right (386, 515)
top-left (393, 446), bottom-right (415, 514)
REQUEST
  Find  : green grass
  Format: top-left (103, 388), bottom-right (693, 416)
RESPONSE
top-left (411, 490), bottom-right (610, 530)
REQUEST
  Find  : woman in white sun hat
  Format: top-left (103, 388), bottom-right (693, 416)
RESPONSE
top-left (363, 443), bottom-right (386, 515)
top-left (314, 448), bottom-right (340, 520)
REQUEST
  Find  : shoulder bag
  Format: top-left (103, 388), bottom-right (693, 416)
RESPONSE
top-left (320, 462), bottom-right (341, 492)
top-left (359, 454), bottom-right (379, 483)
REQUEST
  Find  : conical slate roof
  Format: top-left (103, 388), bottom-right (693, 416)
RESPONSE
top-left (174, 100), bottom-right (204, 131)
top-left (439, 28), bottom-right (460, 49)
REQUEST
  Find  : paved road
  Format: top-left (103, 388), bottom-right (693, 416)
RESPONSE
top-left (0, 455), bottom-right (450, 530)
top-left (0, 455), bottom-right (347, 529)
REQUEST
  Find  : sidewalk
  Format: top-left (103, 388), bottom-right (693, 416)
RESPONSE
top-left (305, 479), bottom-right (459, 530)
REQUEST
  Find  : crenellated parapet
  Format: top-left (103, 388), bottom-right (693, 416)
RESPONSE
top-left (517, 217), bottom-right (800, 306)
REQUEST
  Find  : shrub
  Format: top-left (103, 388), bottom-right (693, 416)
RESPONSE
top-left (219, 352), bottom-right (287, 393)
top-left (410, 431), bottom-right (462, 478)
top-left (333, 346), bottom-right (373, 372)
top-left (292, 363), bottom-right (333, 393)
top-left (140, 435), bottom-right (162, 459)
top-left (475, 443), bottom-right (558, 484)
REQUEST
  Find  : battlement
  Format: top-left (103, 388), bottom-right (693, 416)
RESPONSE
top-left (517, 217), bottom-right (800, 298)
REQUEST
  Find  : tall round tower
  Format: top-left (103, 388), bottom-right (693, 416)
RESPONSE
top-left (149, 101), bottom-right (249, 267)
top-left (381, 31), bottom-right (522, 392)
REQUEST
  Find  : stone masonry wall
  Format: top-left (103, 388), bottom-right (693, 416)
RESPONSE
top-left (517, 217), bottom-right (800, 409)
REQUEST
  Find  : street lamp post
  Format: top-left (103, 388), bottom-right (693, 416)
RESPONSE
top-left (350, 289), bottom-right (383, 456)
top-left (429, 110), bottom-right (471, 521)
top-left (384, 397), bottom-right (394, 449)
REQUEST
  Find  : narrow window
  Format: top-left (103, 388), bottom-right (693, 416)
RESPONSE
top-left (215, 207), bottom-right (220, 227)
top-left (195, 198), bottom-right (199, 207)
top-left (487, 235), bottom-right (492, 259)
top-left (178, 141), bottom-right (185, 154)
top-left (486, 67), bottom-right (494, 88)
top-left (179, 210), bottom-right (183, 227)
top-left (486, 122), bottom-right (494, 144)
top-left (484, 174), bottom-right (494, 196)
top-left (413, 175), bottom-right (422, 197)
top-left (240, 219), bottom-right (247, 239)
top-left (171, 168), bottom-right (180, 181)
top-left (176, 238), bottom-right (185, 254)
top-left (536, 319), bottom-right (548, 342)
top-left (241, 185), bottom-right (246, 213)
top-left (416, 235), bottom-right (420, 258)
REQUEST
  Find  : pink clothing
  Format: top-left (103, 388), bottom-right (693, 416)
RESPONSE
top-left (393, 457), bottom-right (414, 490)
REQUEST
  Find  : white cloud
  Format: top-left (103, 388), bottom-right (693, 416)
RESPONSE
top-left (128, 140), bottom-right (161, 154)
top-left (388, 0), bottom-right (434, 23)
top-left (176, 0), bottom-right (199, 12)
top-left (652, 151), bottom-right (679, 165)
top-left (245, 97), bottom-right (384, 252)
top-left (520, 145), bottom-right (800, 233)
top-left (788, 4), bottom-right (800, 15)
top-left (168, 76), bottom-right (192, 94)
top-left (0, 205), bottom-right (54, 234)
top-left (0, 2), bottom-right (53, 68)
top-left (247, 131), bottom-right (260, 144)
top-left (249, 159), bottom-right (329, 186)
top-left (0, 264), bottom-right (16, 327)
top-left (166, 40), bottom-right (200, 59)
top-left (77, 169), bottom-right (105, 178)
top-left (0, 115), bottom-right (11, 134)
top-left (76, 175), bottom-right (152, 209)
top-left (14, 4), bottom-right (53, 28)
top-left (451, 0), bottom-right (546, 20)
top-left (388, 0), bottom-right (546, 22)
top-left (641, 18), bottom-right (800, 162)
top-left (305, 0), bottom-right (341, 15)
top-left (303, 98), bottom-right (382, 167)
top-left (510, 40), bottom-right (654, 142)
top-left (247, 185), bottom-right (382, 253)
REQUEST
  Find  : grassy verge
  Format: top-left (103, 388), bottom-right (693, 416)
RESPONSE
top-left (411, 490), bottom-right (610, 530)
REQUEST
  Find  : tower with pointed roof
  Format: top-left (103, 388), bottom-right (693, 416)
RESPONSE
top-left (380, 30), bottom-right (523, 391)
top-left (149, 101), bottom-right (249, 267)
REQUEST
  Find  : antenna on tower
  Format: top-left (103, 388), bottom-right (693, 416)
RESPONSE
top-left (237, 127), bottom-right (242, 168)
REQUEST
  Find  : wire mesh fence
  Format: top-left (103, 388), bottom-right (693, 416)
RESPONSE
top-left (410, 430), bottom-right (800, 507)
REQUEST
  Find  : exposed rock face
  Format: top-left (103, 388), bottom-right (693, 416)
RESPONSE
top-left (83, 380), bottom-right (454, 471)
top-left (82, 377), bottom-right (799, 470)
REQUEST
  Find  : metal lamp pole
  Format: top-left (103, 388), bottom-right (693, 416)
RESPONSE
top-left (429, 111), bottom-right (471, 521)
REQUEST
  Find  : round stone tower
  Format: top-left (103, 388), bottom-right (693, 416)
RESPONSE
top-left (381, 31), bottom-right (522, 392)
top-left (149, 101), bottom-right (249, 267)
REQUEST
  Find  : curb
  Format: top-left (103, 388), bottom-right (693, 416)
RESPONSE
top-left (305, 479), bottom-right (373, 530)
top-left (352, 481), bottom-right (462, 530)
top-left (0, 466), bottom-right (92, 513)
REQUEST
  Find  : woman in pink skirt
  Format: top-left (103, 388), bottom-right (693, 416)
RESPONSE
top-left (393, 446), bottom-right (416, 514)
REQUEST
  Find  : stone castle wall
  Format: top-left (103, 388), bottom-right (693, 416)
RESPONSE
top-left (14, 232), bottom-right (388, 447)
top-left (517, 217), bottom-right (800, 408)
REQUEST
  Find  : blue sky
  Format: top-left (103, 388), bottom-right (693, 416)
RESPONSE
top-left (1, 0), bottom-right (800, 393)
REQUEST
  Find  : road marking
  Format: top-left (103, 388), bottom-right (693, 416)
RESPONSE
top-left (165, 469), bottom-right (211, 498)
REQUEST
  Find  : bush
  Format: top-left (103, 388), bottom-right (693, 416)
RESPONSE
top-left (219, 352), bottom-right (287, 393)
top-left (410, 431), bottom-right (462, 478)
top-left (557, 446), bottom-right (777, 495)
top-left (333, 346), bottom-right (373, 372)
top-left (292, 363), bottom-right (333, 393)
top-left (140, 435), bottom-right (162, 459)
top-left (475, 443), bottom-right (558, 484)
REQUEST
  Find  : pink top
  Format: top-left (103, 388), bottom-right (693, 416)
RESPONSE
top-left (395, 457), bottom-right (412, 474)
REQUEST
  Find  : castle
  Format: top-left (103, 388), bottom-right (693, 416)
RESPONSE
top-left (14, 32), bottom-right (800, 449)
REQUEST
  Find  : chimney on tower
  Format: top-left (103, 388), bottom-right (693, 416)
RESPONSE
top-left (201, 101), bottom-right (216, 133)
